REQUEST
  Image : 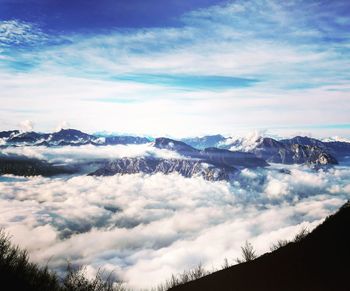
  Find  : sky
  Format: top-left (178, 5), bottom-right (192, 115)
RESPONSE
top-left (0, 0), bottom-right (350, 138)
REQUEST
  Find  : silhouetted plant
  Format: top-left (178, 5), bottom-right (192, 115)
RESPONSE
top-left (293, 227), bottom-right (310, 242)
top-left (0, 229), bottom-right (126, 291)
top-left (189, 263), bottom-right (207, 280)
top-left (270, 239), bottom-right (289, 251)
top-left (236, 241), bottom-right (257, 264)
top-left (221, 257), bottom-right (230, 269)
top-left (0, 229), bottom-right (61, 290)
top-left (155, 263), bottom-right (208, 290)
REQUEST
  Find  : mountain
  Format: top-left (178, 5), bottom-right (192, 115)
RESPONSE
top-left (255, 137), bottom-right (337, 165)
top-left (280, 136), bottom-right (350, 161)
top-left (154, 137), bottom-right (199, 157)
top-left (45, 129), bottom-right (96, 145)
top-left (0, 130), bottom-right (20, 139)
top-left (170, 201), bottom-right (350, 291)
top-left (90, 138), bottom-right (268, 180)
top-left (154, 138), bottom-right (268, 168)
top-left (0, 129), bottom-right (150, 147)
top-left (280, 136), bottom-right (328, 149)
top-left (224, 136), bottom-right (338, 165)
top-left (8, 131), bottom-right (48, 144)
top-left (1, 129), bottom-right (348, 166)
top-left (181, 135), bottom-right (226, 149)
top-left (0, 154), bottom-right (74, 177)
top-left (201, 147), bottom-right (268, 169)
top-left (323, 141), bottom-right (350, 160)
top-left (103, 135), bottom-right (150, 145)
top-left (89, 157), bottom-right (237, 181)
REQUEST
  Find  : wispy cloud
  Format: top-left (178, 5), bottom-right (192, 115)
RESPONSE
top-left (112, 74), bottom-right (259, 90)
top-left (0, 20), bottom-right (47, 47)
top-left (0, 0), bottom-right (349, 136)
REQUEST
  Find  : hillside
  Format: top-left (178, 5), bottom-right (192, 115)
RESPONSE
top-left (170, 201), bottom-right (350, 291)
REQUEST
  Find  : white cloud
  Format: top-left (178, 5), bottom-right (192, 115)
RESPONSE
top-left (0, 1), bottom-right (349, 137)
top-left (0, 70), bottom-right (349, 137)
top-left (0, 20), bottom-right (47, 47)
top-left (55, 121), bottom-right (70, 132)
top-left (19, 119), bottom-right (34, 132)
top-left (2, 144), bottom-right (186, 164)
top-left (0, 163), bottom-right (349, 289)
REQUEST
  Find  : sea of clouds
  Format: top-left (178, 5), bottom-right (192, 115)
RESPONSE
top-left (0, 145), bottom-right (350, 289)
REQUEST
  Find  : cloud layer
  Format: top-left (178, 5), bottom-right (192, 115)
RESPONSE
top-left (0, 163), bottom-right (349, 289)
top-left (1, 144), bottom-right (187, 167)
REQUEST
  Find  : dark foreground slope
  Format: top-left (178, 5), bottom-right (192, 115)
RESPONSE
top-left (0, 230), bottom-right (118, 291)
top-left (170, 202), bottom-right (350, 291)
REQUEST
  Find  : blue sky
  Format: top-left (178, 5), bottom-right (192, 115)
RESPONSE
top-left (0, 0), bottom-right (349, 137)
top-left (0, 0), bottom-right (225, 30)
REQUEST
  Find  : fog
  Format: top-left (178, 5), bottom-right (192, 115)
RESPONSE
top-left (0, 146), bottom-right (350, 289)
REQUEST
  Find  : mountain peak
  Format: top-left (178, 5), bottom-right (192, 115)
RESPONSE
top-left (154, 137), bottom-right (197, 155)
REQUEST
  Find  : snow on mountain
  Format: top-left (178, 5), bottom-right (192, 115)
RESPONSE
top-left (0, 129), bottom-right (151, 147)
top-left (89, 157), bottom-right (237, 181)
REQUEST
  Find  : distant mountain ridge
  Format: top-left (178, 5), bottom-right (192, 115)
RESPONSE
top-left (0, 154), bottom-right (74, 177)
top-left (183, 134), bottom-right (348, 164)
top-left (90, 157), bottom-right (236, 181)
top-left (89, 138), bottom-right (268, 181)
top-left (0, 129), bottom-right (348, 179)
top-left (0, 129), bottom-right (150, 147)
top-left (153, 138), bottom-right (268, 168)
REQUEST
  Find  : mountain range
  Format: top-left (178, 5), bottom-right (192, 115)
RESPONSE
top-left (0, 129), bottom-right (150, 147)
top-left (182, 134), bottom-right (350, 162)
top-left (1, 129), bottom-right (349, 180)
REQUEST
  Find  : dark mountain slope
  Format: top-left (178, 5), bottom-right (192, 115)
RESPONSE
top-left (90, 138), bottom-right (267, 181)
top-left (89, 157), bottom-right (237, 181)
top-left (250, 137), bottom-right (337, 165)
top-left (170, 202), bottom-right (350, 291)
top-left (154, 138), bottom-right (268, 168)
top-left (280, 135), bottom-right (327, 148)
top-left (0, 129), bottom-right (151, 146)
top-left (0, 130), bottom-right (19, 138)
top-left (201, 147), bottom-right (268, 168)
top-left (324, 141), bottom-right (350, 160)
top-left (154, 137), bottom-right (199, 157)
top-left (0, 155), bottom-right (74, 177)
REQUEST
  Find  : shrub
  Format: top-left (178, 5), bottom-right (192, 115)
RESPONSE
top-left (0, 229), bottom-right (61, 291)
top-left (221, 257), bottom-right (230, 269)
top-left (270, 239), bottom-right (289, 252)
top-left (236, 241), bottom-right (257, 264)
top-left (293, 227), bottom-right (309, 242)
top-left (154, 263), bottom-right (208, 290)
top-left (0, 229), bottom-right (126, 291)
